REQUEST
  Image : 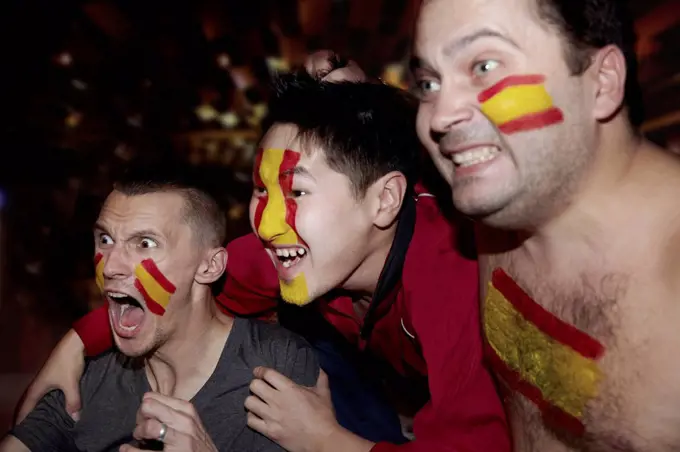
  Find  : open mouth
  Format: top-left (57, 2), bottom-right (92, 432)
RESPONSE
top-left (451, 146), bottom-right (500, 168)
top-left (106, 291), bottom-right (146, 336)
top-left (272, 246), bottom-right (307, 270)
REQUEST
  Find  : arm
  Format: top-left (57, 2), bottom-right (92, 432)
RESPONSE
top-left (0, 436), bottom-right (30, 452)
top-left (216, 233), bottom-right (280, 319)
top-left (373, 236), bottom-right (510, 452)
top-left (10, 390), bottom-right (77, 452)
top-left (15, 330), bottom-right (86, 424)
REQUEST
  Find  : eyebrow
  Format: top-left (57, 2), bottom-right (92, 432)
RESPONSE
top-left (281, 166), bottom-right (316, 181)
top-left (93, 223), bottom-right (163, 240)
top-left (443, 28), bottom-right (520, 57)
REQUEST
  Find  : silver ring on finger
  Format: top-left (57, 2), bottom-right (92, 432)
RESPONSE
top-left (158, 422), bottom-right (168, 443)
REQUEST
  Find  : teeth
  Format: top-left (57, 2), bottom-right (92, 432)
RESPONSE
top-left (108, 292), bottom-right (127, 298)
top-left (274, 247), bottom-right (306, 258)
top-left (452, 147), bottom-right (499, 167)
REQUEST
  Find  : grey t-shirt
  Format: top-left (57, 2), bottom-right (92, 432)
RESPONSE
top-left (11, 317), bottom-right (320, 451)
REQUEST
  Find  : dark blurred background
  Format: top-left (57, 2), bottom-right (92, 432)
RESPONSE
top-left (0, 0), bottom-right (678, 430)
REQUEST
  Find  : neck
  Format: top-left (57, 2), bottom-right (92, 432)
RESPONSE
top-left (145, 290), bottom-right (233, 399)
top-left (342, 224), bottom-right (397, 299)
top-left (482, 120), bottom-right (644, 266)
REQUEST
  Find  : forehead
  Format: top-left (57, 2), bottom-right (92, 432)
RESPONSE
top-left (257, 123), bottom-right (330, 172)
top-left (415, 0), bottom-right (540, 53)
top-left (97, 191), bottom-right (185, 235)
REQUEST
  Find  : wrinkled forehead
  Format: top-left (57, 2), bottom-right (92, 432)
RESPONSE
top-left (96, 191), bottom-right (185, 237)
top-left (415, 0), bottom-right (536, 52)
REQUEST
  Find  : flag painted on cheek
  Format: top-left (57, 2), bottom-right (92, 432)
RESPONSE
top-left (253, 148), bottom-right (309, 305)
top-left (479, 74), bottom-right (564, 134)
top-left (133, 259), bottom-right (176, 316)
top-left (484, 268), bottom-right (604, 436)
top-left (94, 253), bottom-right (105, 291)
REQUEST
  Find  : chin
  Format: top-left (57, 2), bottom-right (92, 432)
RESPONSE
top-left (279, 275), bottom-right (314, 306)
top-left (113, 335), bottom-right (155, 358)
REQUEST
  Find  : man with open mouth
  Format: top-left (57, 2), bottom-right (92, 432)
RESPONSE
top-left (3, 165), bottom-right (319, 452)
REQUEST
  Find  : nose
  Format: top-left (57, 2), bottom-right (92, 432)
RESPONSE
top-left (429, 88), bottom-right (477, 140)
top-left (257, 211), bottom-right (292, 242)
top-left (102, 246), bottom-right (133, 281)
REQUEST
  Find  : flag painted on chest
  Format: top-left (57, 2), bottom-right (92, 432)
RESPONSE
top-left (483, 268), bottom-right (605, 436)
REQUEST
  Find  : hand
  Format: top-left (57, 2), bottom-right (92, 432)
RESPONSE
top-left (246, 367), bottom-right (374, 452)
top-left (304, 50), bottom-right (368, 83)
top-left (120, 392), bottom-right (217, 452)
top-left (15, 329), bottom-right (85, 424)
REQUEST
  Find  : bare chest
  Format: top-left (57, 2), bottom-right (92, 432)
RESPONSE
top-left (479, 256), bottom-right (680, 452)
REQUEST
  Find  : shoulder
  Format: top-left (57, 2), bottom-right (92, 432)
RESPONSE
top-left (237, 318), bottom-right (314, 357)
top-left (235, 318), bottom-right (319, 386)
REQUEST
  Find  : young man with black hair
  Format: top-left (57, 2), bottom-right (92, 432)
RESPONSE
top-left (16, 71), bottom-right (511, 451)
top-left (2, 166), bottom-right (319, 452)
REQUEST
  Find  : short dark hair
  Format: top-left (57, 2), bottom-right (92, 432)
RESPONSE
top-left (533, 0), bottom-right (644, 126)
top-left (264, 65), bottom-right (422, 198)
top-left (113, 163), bottom-right (227, 247)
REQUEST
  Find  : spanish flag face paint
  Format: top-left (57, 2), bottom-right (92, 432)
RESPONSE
top-left (484, 268), bottom-right (605, 436)
top-left (478, 74), bottom-right (564, 135)
top-left (133, 259), bottom-right (177, 316)
top-left (94, 253), bottom-right (105, 291)
top-left (253, 148), bottom-right (310, 305)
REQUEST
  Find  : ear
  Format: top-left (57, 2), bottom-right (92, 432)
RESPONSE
top-left (195, 247), bottom-right (228, 285)
top-left (371, 172), bottom-right (408, 229)
top-left (590, 45), bottom-right (627, 121)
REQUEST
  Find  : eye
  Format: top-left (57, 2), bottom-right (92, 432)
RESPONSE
top-left (139, 238), bottom-right (158, 249)
top-left (414, 78), bottom-right (441, 97)
top-left (471, 59), bottom-right (500, 77)
top-left (99, 234), bottom-right (114, 245)
top-left (253, 186), bottom-right (267, 196)
top-left (291, 190), bottom-right (307, 198)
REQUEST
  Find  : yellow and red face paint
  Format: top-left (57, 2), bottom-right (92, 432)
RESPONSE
top-left (478, 74), bottom-right (564, 134)
top-left (94, 253), bottom-right (105, 291)
top-left (483, 268), bottom-right (605, 436)
top-left (253, 148), bottom-right (310, 305)
top-left (94, 253), bottom-right (176, 316)
top-left (133, 259), bottom-right (176, 316)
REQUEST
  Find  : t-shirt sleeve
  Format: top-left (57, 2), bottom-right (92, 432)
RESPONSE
top-left (73, 304), bottom-right (113, 357)
top-left (10, 390), bottom-right (76, 451)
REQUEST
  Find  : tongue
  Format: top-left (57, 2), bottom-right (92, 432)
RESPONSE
top-left (121, 306), bottom-right (144, 328)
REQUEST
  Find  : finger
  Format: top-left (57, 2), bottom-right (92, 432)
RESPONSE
top-left (142, 392), bottom-right (197, 417)
top-left (249, 377), bottom-right (279, 402)
top-left (119, 445), bottom-right (143, 452)
top-left (244, 395), bottom-right (271, 419)
top-left (322, 61), bottom-right (366, 83)
top-left (63, 380), bottom-right (83, 420)
top-left (246, 412), bottom-right (269, 436)
top-left (304, 50), bottom-right (337, 77)
top-left (252, 367), bottom-right (294, 391)
top-left (133, 417), bottom-right (178, 445)
top-left (137, 397), bottom-right (194, 435)
top-left (315, 369), bottom-right (331, 398)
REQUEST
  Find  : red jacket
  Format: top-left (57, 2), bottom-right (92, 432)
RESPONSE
top-left (75, 192), bottom-right (509, 452)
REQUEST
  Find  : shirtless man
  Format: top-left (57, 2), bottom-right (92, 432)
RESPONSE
top-left (407, 0), bottom-right (680, 450)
